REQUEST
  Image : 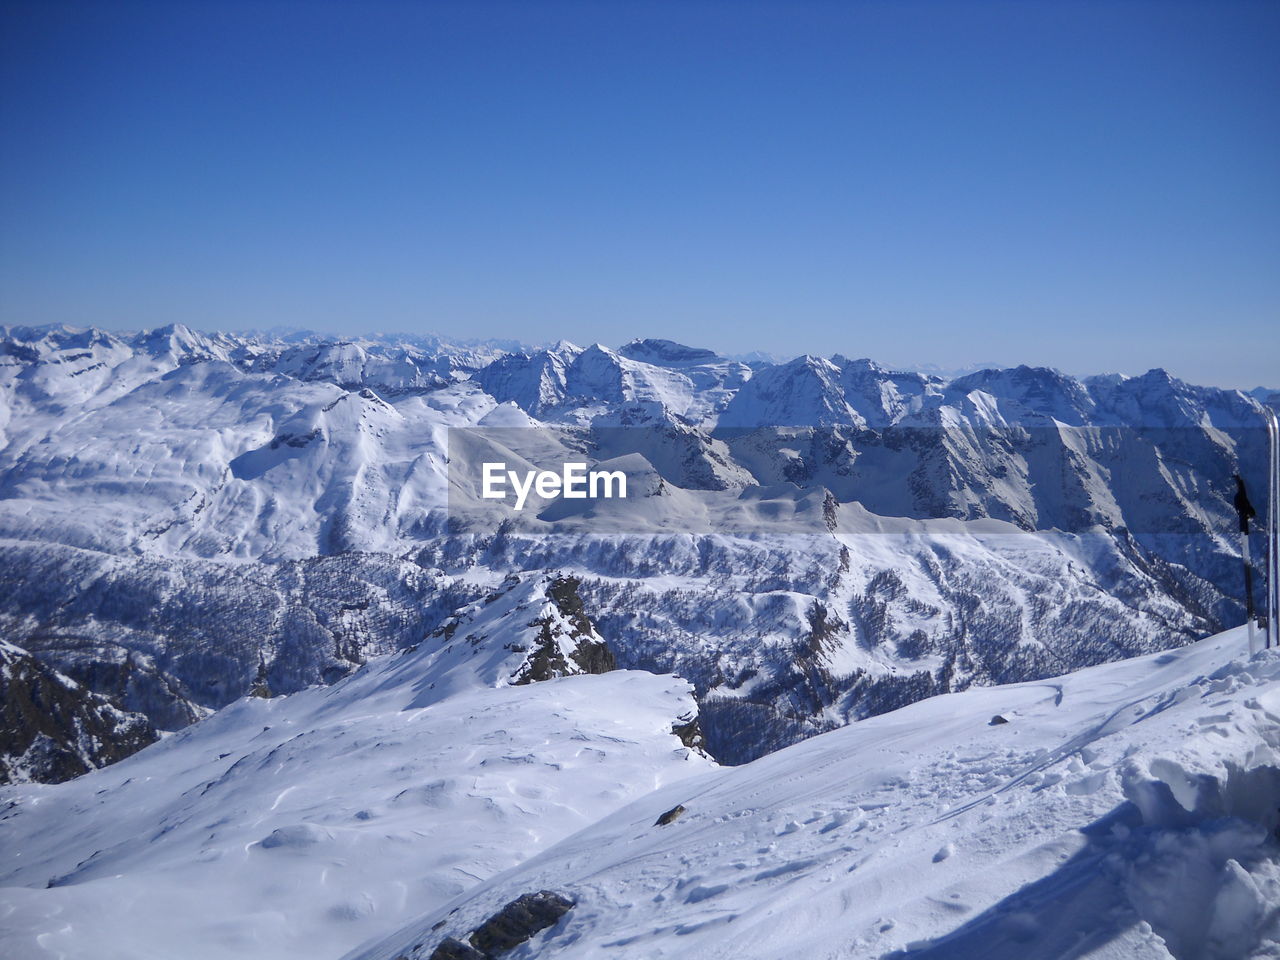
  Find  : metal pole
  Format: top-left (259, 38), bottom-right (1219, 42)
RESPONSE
top-left (1267, 407), bottom-right (1279, 650)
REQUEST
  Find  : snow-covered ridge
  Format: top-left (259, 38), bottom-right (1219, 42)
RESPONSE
top-left (0, 576), bottom-right (711, 960)
top-left (347, 627), bottom-right (1280, 960)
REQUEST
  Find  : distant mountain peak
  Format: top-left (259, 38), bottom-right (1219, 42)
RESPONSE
top-left (618, 339), bottom-right (721, 365)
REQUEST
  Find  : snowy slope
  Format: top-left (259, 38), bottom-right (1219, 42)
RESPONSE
top-left (350, 627), bottom-right (1280, 960)
top-left (0, 578), bottom-right (711, 960)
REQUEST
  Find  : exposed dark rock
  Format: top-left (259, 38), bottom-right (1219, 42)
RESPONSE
top-left (546, 575), bottom-right (617, 674)
top-left (248, 654), bottom-right (273, 699)
top-left (468, 890), bottom-right (575, 955)
top-left (989, 714), bottom-right (1009, 726)
top-left (671, 712), bottom-right (705, 752)
top-left (802, 600), bottom-right (846, 659)
top-left (427, 937), bottom-right (486, 960)
top-left (0, 640), bottom-right (157, 784)
top-left (822, 489), bottom-right (839, 532)
top-left (512, 577), bottom-right (616, 684)
top-left (654, 803), bottom-right (687, 826)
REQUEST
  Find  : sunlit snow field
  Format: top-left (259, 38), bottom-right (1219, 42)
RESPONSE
top-left (4, 624), bottom-right (1278, 960)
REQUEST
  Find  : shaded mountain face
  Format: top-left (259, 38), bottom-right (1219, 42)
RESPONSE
top-left (0, 324), bottom-right (1275, 773)
top-left (617, 338), bottom-right (720, 365)
top-left (0, 640), bottom-right (156, 785)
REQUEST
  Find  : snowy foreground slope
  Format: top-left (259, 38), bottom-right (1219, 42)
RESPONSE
top-left (352, 627), bottom-right (1280, 960)
top-left (0, 577), bottom-right (711, 960)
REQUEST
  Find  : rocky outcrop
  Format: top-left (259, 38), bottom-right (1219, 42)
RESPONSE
top-left (671, 711), bottom-right (706, 753)
top-left (0, 640), bottom-right (157, 784)
top-left (510, 576), bottom-right (616, 684)
top-left (426, 891), bottom-right (575, 959)
top-left (426, 938), bottom-right (485, 960)
top-left (469, 891), bottom-right (575, 955)
top-left (654, 803), bottom-right (687, 826)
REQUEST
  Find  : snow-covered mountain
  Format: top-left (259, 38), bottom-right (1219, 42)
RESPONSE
top-left (0, 323), bottom-right (1276, 772)
top-left (2, 323), bottom-right (1279, 959)
top-left (475, 339), bottom-right (751, 425)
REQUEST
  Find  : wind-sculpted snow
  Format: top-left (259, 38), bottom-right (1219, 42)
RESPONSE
top-left (346, 627), bottom-right (1280, 960)
top-left (0, 577), bottom-right (711, 960)
top-left (0, 323), bottom-right (1275, 767)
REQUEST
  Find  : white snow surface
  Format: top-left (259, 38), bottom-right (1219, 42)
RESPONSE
top-left (0, 580), bottom-right (711, 960)
top-left (349, 627), bottom-right (1280, 960)
top-left (3, 618), bottom-right (1279, 960)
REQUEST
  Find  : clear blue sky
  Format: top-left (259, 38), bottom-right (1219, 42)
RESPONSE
top-left (2, 0), bottom-right (1277, 387)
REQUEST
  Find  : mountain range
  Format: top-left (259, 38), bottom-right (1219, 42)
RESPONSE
top-left (0, 323), bottom-right (1275, 776)
top-left (3, 323), bottom-right (1279, 960)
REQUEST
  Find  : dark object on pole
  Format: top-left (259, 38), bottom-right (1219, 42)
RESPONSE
top-left (1235, 474), bottom-right (1259, 652)
top-left (1234, 474), bottom-right (1256, 534)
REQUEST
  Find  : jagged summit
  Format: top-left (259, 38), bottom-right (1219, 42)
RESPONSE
top-left (718, 354), bottom-right (869, 428)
